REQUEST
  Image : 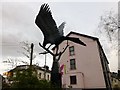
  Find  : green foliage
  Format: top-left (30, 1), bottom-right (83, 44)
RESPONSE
top-left (9, 68), bottom-right (53, 89)
top-left (113, 84), bottom-right (120, 90)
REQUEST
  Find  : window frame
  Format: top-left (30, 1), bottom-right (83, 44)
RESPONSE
top-left (70, 59), bottom-right (76, 70)
top-left (70, 75), bottom-right (77, 85)
top-left (39, 72), bottom-right (42, 79)
top-left (69, 46), bottom-right (75, 56)
top-left (47, 75), bottom-right (49, 80)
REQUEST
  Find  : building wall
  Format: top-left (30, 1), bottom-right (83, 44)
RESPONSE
top-left (37, 70), bottom-right (51, 80)
top-left (98, 45), bottom-right (112, 89)
top-left (58, 34), bottom-right (106, 88)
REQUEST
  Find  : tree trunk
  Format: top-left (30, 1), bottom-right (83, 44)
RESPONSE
top-left (51, 56), bottom-right (62, 88)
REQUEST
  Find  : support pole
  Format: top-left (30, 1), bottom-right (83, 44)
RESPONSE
top-left (29, 43), bottom-right (34, 76)
top-left (30, 43), bottom-right (34, 66)
top-left (39, 42), bottom-right (69, 88)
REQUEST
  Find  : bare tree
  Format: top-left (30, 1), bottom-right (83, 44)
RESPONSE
top-left (3, 41), bottom-right (36, 69)
top-left (3, 58), bottom-right (29, 68)
top-left (20, 41), bottom-right (36, 60)
top-left (95, 11), bottom-right (118, 71)
top-left (97, 11), bottom-right (118, 42)
top-left (19, 41), bottom-right (36, 65)
top-left (3, 58), bottom-right (18, 68)
top-left (95, 11), bottom-right (118, 52)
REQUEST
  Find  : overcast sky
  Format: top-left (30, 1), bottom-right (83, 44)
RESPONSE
top-left (0, 0), bottom-right (118, 74)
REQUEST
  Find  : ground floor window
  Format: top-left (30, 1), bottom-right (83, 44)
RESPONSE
top-left (70, 75), bottom-right (77, 84)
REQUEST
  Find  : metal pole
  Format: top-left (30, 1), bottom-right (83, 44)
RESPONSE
top-left (29, 43), bottom-right (34, 77)
top-left (44, 53), bottom-right (47, 79)
top-left (30, 43), bottom-right (34, 66)
top-left (39, 51), bottom-right (48, 80)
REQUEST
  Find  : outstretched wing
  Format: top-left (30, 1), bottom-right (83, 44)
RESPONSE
top-left (58, 22), bottom-right (66, 36)
top-left (35, 3), bottom-right (60, 39)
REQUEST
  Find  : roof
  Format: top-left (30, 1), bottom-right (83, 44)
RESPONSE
top-left (52, 31), bottom-right (98, 50)
top-left (8, 65), bottom-right (51, 73)
top-left (67, 31), bottom-right (98, 40)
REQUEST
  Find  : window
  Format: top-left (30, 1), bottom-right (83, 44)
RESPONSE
top-left (39, 73), bottom-right (41, 79)
top-left (70, 59), bottom-right (76, 70)
top-left (19, 71), bottom-right (23, 74)
top-left (47, 75), bottom-right (49, 80)
top-left (70, 75), bottom-right (77, 84)
top-left (69, 46), bottom-right (75, 56)
top-left (13, 72), bottom-right (16, 78)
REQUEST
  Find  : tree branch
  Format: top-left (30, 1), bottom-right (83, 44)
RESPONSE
top-left (39, 43), bottom-right (54, 56)
top-left (21, 52), bottom-right (30, 58)
top-left (39, 41), bottom-right (69, 62)
top-left (57, 41), bottom-right (69, 61)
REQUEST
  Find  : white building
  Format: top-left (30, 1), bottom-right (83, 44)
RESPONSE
top-left (4, 65), bottom-right (51, 84)
top-left (54, 32), bottom-right (112, 89)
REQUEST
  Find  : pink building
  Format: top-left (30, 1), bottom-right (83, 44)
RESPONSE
top-left (54, 32), bottom-right (112, 89)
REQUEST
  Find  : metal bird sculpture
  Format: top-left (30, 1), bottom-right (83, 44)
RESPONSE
top-left (35, 3), bottom-right (86, 51)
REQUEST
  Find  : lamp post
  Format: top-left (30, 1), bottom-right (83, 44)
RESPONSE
top-left (39, 51), bottom-right (48, 79)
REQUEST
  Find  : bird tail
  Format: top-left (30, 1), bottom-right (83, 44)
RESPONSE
top-left (65, 37), bottom-right (86, 46)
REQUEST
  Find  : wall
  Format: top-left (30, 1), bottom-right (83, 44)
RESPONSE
top-left (37, 70), bottom-right (51, 80)
top-left (58, 34), bottom-right (106, 88)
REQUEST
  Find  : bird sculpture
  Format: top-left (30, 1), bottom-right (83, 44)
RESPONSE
top-left (35, 3), bottom-right (86, 52)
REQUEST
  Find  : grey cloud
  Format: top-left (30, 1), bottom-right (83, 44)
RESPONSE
top-left (2, 2), bottom-right (44, 57)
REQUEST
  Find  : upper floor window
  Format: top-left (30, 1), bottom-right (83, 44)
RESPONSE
top-left (70, 59), bottom-right (76, 70)
top-left (39, 73), bottom-right (42, 79)
top-left (70, 75), bottom-right (77, 84)
top-left (47, 75), bottom-right (49, 80)
top-left (13, 72), bottom-right (16, 78)
top-left (69, 46), bottom-right (75, 56)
